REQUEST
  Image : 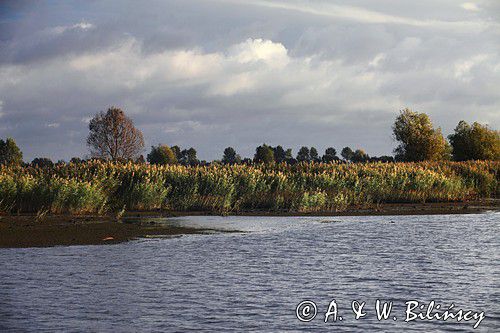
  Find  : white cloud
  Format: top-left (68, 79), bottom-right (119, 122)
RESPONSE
top-left (47, 21), bottom-right (95, 35)
top-left (369, 53), bottom-right (386, 68)
top-left (1, 0), bottom-right (499, 161)
top-left (461, 2), bottom-right (480, 11)
top-left (454, 54), bottom-right (490, 80)
top-left (228, 38), bottom-right (289, 67)
top-left (217, 0), bottom-right (495, 31)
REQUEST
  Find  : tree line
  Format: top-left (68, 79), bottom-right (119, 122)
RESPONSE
top-left (1, 107), bottom-right (498, 167)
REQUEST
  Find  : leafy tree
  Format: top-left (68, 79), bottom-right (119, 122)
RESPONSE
top-left (341, 147), bottom-right (354, 161)
top-left (222, 147), bottom-right (241, 164)
top-left (254, 144), bottom-right (274, 164)
top-left (147, 145), bottom-right (177, 165)
top-left (31, 157), bottom-right (54, 168)
top-left (448, 121), bottom-right (500, 161)
top-left (393, 108), bottom-right (451, 161)
top-left (0, 137), bottom-right (23, 166)
top-left (70, 157), bottom-right (84, 164)
top-left (180, 147), bottom-right (199, 166)
top-left (136, 155), bottom-right (146, 164)
top-left (272, 145), bottom-right (287, 163)
top-left (351, 149), bottom-right (370, 163)
top-left (296, 146), bottom-right (310, 162)
top-left (87, 107), bottom-right (144, 160)
top-left (171, 145), bottom-right (182, 161)
top-left (272, 145), bottom-right (293, 163)
top-left (370, 155), bottom-right (394, 163)
top-left (310, 147), bottom-right (320, 162)
top-left (322, 147), bottom-right (338, 163)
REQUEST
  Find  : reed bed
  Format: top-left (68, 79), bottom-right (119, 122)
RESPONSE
top-left (0, 161), bottom-right (498, 215)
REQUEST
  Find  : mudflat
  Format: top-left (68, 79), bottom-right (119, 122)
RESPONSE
top-left (0, 200), bottom-right (498, 248)
top-left (0, 215), bottom-right (210, 248)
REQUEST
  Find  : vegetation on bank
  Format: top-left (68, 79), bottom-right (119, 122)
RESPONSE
top-left (1, 107), bottom-right (498, 216)
top-left (0, 160), bottom-right (498, 215)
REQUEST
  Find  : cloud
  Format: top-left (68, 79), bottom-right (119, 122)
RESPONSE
top-left (46, 21), bottom-right (95, 35)
top-left (228, 38), bottom-right (289, 67)
top-left (216, 0), bottom-right (496, 31)
top-left (0, 0), bottom-right (498, 161)
top-left (461, 2), bottom-right (480, 11)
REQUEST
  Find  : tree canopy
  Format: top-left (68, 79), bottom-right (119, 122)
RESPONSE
top-left (254, 144), bottom-right (274, 164)
top-left (147, 145), bottom-right (177, 165)
top-left (448, 121), bottom-right (500, 161)
top-left (351, 149), bottom-right (370, 163)
top-left (296, 146), bottom-right (310, 162)
top-left (0, 138), bottom-right (23, 166)
top-left (222, 147), bottom-right (241, 164)
top-left (392, 108), bottom-right (450, 162)
top-left (341, 147), bottom-right (354, 161)
top-left (31, 157), bottom-right (54, 168)
top-left (87, 107), bottom-right (144, 160)
top-left (322, 147), bottom-right (338, 163)
top-left (310, 147), bottom-right (320, 162)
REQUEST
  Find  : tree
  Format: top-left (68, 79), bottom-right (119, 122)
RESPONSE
top-left (87, 107), bottom-right (144, 161)
top-left (31, 157), bottom-right (53, 168)
top-left (392, 108), bottom-right (450, 162)
top-left (180, 147), bottom-right (199, 166)
top-left (171, 145), bottom-right (182, 161)
top-left (70, 157), bottom-right (84, 164)
top-left (0, 138), bottom-right (23, 166)
top-left (370, 155), bottom-right (394, 163)
top-left (254, 144), bottom-right (274, 164)
top-left (341, 147), bottom-right (354, 161)
top-left (310, 147), bottom-right (320, 162)
top-left (272, 146), bottom-right (286, 163)
top-left (448, 121), bottom-right (500, 161)
top-left (222, 147), bottom-right (241, 164)
top-left (147, 145), bottom-right (177, 165)
top-left (271, 145), bottom-right (293, 163)
top-left (136, 155), bottom-right (146, 164)
top-left (351, 149), bottom-right (370, 163)
top-left (296, 146), bottom-right (310, 162)
top-left (322, 147), bottom-right (338, 163)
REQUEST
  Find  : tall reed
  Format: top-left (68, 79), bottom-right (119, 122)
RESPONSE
top-left (0, 160), bottom-right (497, 215)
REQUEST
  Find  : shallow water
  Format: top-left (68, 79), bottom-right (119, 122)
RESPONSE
top-left (1, 213), bottom-right (499, 332)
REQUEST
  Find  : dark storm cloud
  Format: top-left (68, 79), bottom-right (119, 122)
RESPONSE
top-left (0, 0), bottom-right (498, 161)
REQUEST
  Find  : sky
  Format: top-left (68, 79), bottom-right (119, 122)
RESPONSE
top-left (0, 0), bottom-right (499, 161)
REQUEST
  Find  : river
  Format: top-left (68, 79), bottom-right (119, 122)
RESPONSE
top-left (1, 213), bottom-right (498, 332)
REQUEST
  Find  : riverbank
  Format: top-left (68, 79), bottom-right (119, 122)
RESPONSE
top-left (1, 200), bottom-right (498, 248)
top-left (1, 161), bottom-right (498, 216)
top-left (0, 215), bottom-right (219, 248)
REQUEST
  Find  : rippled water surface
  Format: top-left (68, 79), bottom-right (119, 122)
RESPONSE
top-left (1, 213), bottom-right (499, 332)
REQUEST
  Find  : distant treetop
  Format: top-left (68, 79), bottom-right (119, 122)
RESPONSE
top-left (0, 137), bottom-right (23, 166)
top-left (87, 107), bottom-right (144, 161)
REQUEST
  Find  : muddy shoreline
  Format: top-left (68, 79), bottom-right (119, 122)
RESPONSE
top-left (1, 200), bottom-right (498, 248)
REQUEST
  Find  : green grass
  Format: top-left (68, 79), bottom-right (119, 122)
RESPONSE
top-left (0, 160), bottom-right (498, 215)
